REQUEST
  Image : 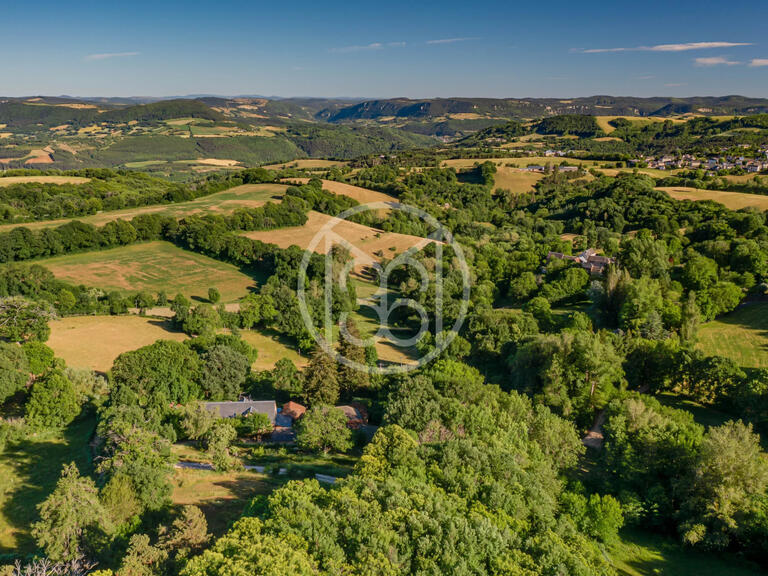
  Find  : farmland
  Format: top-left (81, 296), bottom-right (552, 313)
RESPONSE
top-left (239, 329), bottom-right (308, 370)
top-left (657, 186), bottom-right (768, 211)
top-left (284, 177), bottom-right (398, 204)
top-left (241, 211), bottom-right (431, 270)
top-left (0, 175), bottom-right (90, 186)
top-left (0, 183), bottom-right (288, 233)
top-left (38, 241), bottom-right (260, 302)
top-left (47, 315), bottom-right (188, 372)
top-left (697, 303), bottom-right (768, 369)
top-left (0, 415), bottom-right (96, 553)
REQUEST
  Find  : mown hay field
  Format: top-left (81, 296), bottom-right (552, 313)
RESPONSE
top-left (282, 178), bottom-right (398, 204)
top-left (0, 175), bottom-right (90, 186)
top-left (241, 211), bottom-right (431, 271)
top-left (657, 187), bottom-right (768, 211)
top-left (47, 315), bottom-right (187, 372)
top-left (264, 159), bottom-right (348, 170)
top-left (38, 241), bottom-right (259, 303)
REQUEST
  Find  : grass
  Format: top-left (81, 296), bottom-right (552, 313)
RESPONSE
top-left (492, 167), bottom-right (543, 193)
top-left (263, 159), bottom-right (348, 170)
top-left (697, 303), bottom-right (768, 369)
top-left (656, 393), bottom-right (734, 429)
top-left (0, 183), bottom-right (288, 233)
top-left (0, 414), bottom-right (96, 554)
top-left (47, 315), bottom-right (187, 372)
top-left (239, 329), bottom-right (308, 370)
top-left (441, 156), bottom-right (601, 169)
top-left (607, 528), bottom-right (764, 576)
top-left (284, 178), bottom-right (398, 204)
top-left (170, 443), bottom-right (357, 535)
top-left (241, 211), bottom-right (430, 272)
top-left (0, 175), bottom-right (90, 186)
top-left (657, 187), bottom-right (768, 211)
top-left (170, 468), bottom-right (272, 536)
top-left (38, 241), bottom-right (260, 303)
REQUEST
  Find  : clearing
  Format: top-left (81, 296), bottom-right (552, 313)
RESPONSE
top-left (607, 527), bottom-right (763, 576)
top-left (170, 467), bottom-right (272, 536)
top-left (658, 187), bottom-right (768, 211)
top-left (48, 315), bottom-right (187, 372)
top-left (697, 303), bottom-right (768, 369)
top-left (0, 415), bottom-right (96, 553)
top-left (239, 329), bottom-right (308, 370)
top-left (38, 241), bottom-right (260, 303)
top-left (0, 176), bottom-right (90, 187)
top-left (492, 167), bottom-right (544, 193)
top-left (0, 183), bottom-right (288, 233)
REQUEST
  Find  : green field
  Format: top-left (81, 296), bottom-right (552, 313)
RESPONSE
top-left (0, 415), bottom-right (96, 553)
top-left (239, 329), bottom-right (308, 370)
top-left (38, 241), bottom-right (261, 303)
top-left (698, 303), bottom-right (768, 369)
top-left (607, 528), bottom-right (764, 576)
top-left (0, 183), bottom-right (288, 233)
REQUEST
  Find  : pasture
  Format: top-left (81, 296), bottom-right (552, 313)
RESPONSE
top-left (657, 186), bottom-right (768, 211)
top-left (241, 211), bottom-right (431, 271)
top-left (492, 167), bottom-right (543, 193)
top-left (170, 466), bottom-right (272, 536)
top-left (0, 415), bottom-right (96, 553)
top-left (0, 183), bottom-right (288, 233)
top-left (239, 329), bottom-right (308, 370)
top-left (697, 303), bottom-right (768, 369)
top-left (47, 315), bottom-right (187, 372)
top-left (0, 175), bottom-right (90, 186)
top-left (39, 241), bottom-right (259, 303)
top-left (264, 159), bottom-right (348, 170)
top-left (284, 178), bottom-right (398, 204)
top-left (608, 528), bottom-right (764, 576)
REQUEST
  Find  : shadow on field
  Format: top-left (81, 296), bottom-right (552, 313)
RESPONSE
top-left (0, 415), bottom-right (96, 555)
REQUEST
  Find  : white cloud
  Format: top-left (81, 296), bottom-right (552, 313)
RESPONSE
top-left (329, 41), bottom-right (406, 53)
top-left (579, 41), bottom-right (751, 54)
top-left (750, 59), bottom-right (768, 67)
top-left (85, 51), bottom-right (140, 61)
top-left (426, 37), bottom-right (478, 45)
top-left (694, 56), bottom-right (740, 67)
top-left (665, 83), bottom-right (688, 87)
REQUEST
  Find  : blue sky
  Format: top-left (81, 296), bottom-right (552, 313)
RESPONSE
top-left (1, 0), bottom-right (767, 98)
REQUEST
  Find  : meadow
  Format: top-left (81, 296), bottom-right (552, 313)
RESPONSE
top-left (0, 415), bottom-right (96, 553)
top-left (0, 175), bottom-right (90, 186)
top-left (38, 241), bottom-right (260, 303)
top-left (607, 528), bottom-right (764, 576)
top-left (47, 315), bottom-right (188, 372)
top-left (0, 183), bottom-right (288, 233)
top-left (283, 177), bottom-right (398, 204)
top-left (170, 467), bottom-right (272, 536)
top-left (239, 329), bottom-right (308, 370)
top-left (241, 211), bottom-right (431, 271)
top-left (657, 186), bottom-right (768, 211)
top-left (697, 303), bottom-right (768, 369)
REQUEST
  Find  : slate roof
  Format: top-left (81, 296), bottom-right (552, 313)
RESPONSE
top-left (203, 400), bottom-right (277, 423)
